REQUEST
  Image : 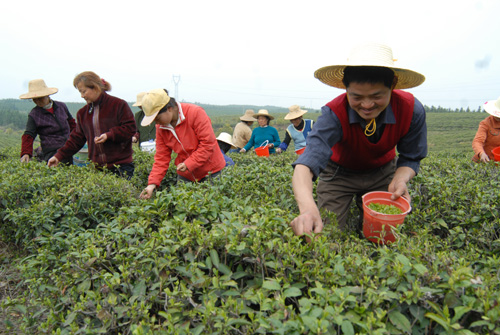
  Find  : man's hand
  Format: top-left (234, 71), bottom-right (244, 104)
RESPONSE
top-left (290, 208), bottom-right (324, 243)
top-left (20, 154), bottom-right (30, 163)
top-left (291, 164), bottom-right (323, 243)
top-left (388, 166), bottom-right (415, 202)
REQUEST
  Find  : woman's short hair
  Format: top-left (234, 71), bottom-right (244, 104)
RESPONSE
top-left (73, 71), bottom-right (112, 92)
top-left (342, 66), bottom-right (395, 89)
top-left (157, 89), bottom-right (177, 114)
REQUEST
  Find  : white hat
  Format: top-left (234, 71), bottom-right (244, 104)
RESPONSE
top-left (314, 42), bottom-right (425, 89)
top-left (19, 79), bottom-right (58, 99)
top-left (484, 97), bottom-right (500, 118)
top-left (216, 132), bottom-right (235, 147)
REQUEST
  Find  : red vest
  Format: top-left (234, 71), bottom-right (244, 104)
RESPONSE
top-left (326, 90), bottom-right (414, 170)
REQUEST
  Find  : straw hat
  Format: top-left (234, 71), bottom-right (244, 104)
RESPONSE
top-left (314, 43), bottom-right (425, 90)
top-left (140, 89), bottom-right (171, 126)
top-left (284, 105), bottom-right (308, 120)
top-left (240, 109), bottom-right (256, 121)
top-left (253, 109), bottom-right (274, 120)
top-left (484, 97), bottom-right (500, 118)
top-left (19, 79), bottom-right (58, 99)
top-left (216, 132), bottom-right (235, 147)
top-left (133, 91), bottom-right (147, 107)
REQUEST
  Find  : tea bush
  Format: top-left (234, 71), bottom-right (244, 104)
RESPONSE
top-left (0, 148), bottom-right (499, 334)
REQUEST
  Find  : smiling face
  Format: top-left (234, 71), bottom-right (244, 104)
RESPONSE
top-left (77, 82), bottom-right (101, 104)
top-left (346, 82), bottom-right (393, 121)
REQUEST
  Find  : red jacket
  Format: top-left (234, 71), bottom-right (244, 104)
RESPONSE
top-left (54, 92), bottom-right (136, 168)
top-left (148, 103), bottom-right (226, 184)
top-left (326, 90), bottom-right (414, 170)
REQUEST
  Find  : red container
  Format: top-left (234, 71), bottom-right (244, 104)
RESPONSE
top-left (255, 145), bottom-right (269, 157)
top-left (362, 191), bottom-right (411, 244)
top-left (295, 147), bottom-right (306, 155)
top-left (492, 146), bottom-right (500, 162)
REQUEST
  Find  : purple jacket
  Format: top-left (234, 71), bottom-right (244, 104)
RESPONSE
top-left (23, 100), bottom-right (73, 153)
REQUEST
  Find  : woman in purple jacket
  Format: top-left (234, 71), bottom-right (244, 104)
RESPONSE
top-left (48, 71), bottom-right (136, 179)
top-left (19, 79), bottom-right (76, 163)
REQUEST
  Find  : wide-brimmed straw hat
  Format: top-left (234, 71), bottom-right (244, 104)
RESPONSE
top-left (133, 92), bottom-right (147, 107)
top-left (284, 105), bottom-right (308, 120)
top-left (216, 132), bottom-right (235, 147)
top-left (484, 97), bottom-right (500, 118)
top-left (314, 43), bottom-right (425, 90)
top-left (240, 109), bottom-right (256, 121)
top-left (19, 79), bottom-right (58, 99)
top-left (141, 89), bottom-right (171, 126)
top-left (253, 109), bottom-right (274, 120)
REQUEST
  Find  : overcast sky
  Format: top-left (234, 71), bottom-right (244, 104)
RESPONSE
top-left (1, 0), bottom-right (499, 111)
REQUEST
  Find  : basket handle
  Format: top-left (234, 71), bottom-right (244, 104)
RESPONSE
top-left (259, 140), bottom-right (269, 148)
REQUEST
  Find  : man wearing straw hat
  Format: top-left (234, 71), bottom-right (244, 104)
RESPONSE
top-left (19, 79), bottom-right (76, 163)
top-left (276, 105), bottom-right (313, 154)
top-left (290, 43), bottom-right (427, 241)
top-left (230, 109), bottom-right (255, 152)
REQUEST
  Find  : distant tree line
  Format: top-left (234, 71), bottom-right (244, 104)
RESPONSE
top-left (0, 107), bottom-right (27, 129)
top-left (424, 105), bottom-right (483, 113)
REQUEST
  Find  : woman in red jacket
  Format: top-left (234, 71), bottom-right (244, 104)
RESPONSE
top-left (48, 71), bottom-right (136, 178)
top-left (139, 89), bottom-right (226, 199)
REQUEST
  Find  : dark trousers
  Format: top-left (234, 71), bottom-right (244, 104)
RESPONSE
top-left (107, 163), bottom-right (135, 180)
top-left (317, 158), bottom-right (396, 230)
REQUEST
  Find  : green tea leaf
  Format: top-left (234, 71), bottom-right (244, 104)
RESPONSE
top-left (389, 310), bottom-right (412, 333)
top-left (262, 280), bottom-right (281, 291)
top-left (284, 287), bottom-right (302, 298)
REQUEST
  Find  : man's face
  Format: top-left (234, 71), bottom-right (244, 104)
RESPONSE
top-left (346, 82), bottom-right (393, 121)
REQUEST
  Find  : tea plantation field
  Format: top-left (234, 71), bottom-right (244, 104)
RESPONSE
top-left (0, 145), bottom-right (499, 334)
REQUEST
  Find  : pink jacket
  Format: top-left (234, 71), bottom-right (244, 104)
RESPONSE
top-left (148, 103), bottom-right (226, 185)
